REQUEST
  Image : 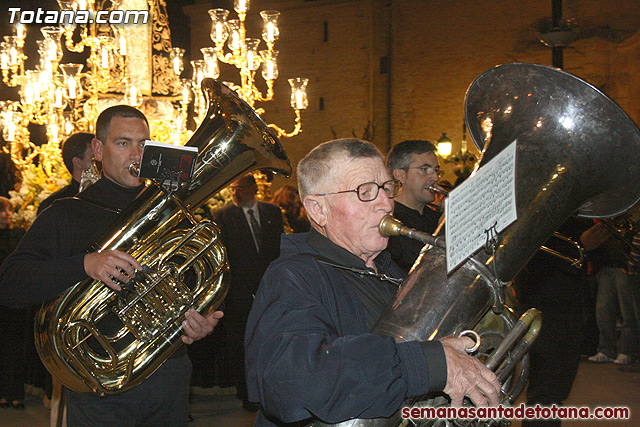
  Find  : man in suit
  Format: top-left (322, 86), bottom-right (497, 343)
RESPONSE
top-left (213, 173), bottom-right (284, 410)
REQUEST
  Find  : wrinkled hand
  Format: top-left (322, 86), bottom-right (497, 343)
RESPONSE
top-left (580, 222), bottom-right (610, 251)
top-left (84, 250), bottom-right (143, 291)
top-left (181, 309), bottom-right (224, 345)
top-left (441, 336), bottom-right (501, 408)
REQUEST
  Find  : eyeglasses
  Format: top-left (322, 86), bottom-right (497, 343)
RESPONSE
top-left (313, 179), bottom-right (402, 202)
top-left (403, 165), bottom-right (444, 177)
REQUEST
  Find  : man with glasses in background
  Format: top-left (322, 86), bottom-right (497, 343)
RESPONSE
top-left (386, 139), bottom-right (445, 272)
top-left (245, 138), bottom-right (500, 426)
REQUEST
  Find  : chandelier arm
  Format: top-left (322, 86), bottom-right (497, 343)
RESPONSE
top-left (64, 27), bottom-right (89, 53)
top-left (254, 80), bottom-right (275, 103)
top-left (2, 60), bottom-right (23, 87)
top-left (2, 69), bottom-right (12, 86)
top-left (267, 110), bottom-right (303, 139)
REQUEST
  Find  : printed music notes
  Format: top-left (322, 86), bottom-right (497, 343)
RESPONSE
top-left (445, 140), bottom-right (518, 272)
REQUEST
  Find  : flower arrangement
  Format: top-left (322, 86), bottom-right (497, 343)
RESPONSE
top-left (8, 161), bottom-right (71, 229)
top-left (533, 16), bottom-right (578, 34)
top-left (200, 187), bottom-right (233, 220)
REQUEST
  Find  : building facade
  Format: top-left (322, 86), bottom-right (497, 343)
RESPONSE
top-left (184, 0), bottom-right (640, 184)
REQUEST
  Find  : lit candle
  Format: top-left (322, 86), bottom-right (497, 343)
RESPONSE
top-left (119, 34), bottom-right (127, 56)
top-left (68, 76), bottom-right (77, 99)
top-left (101, 48), bottom-right (109, 69)
top-left (6, 121), bottom-right (15, 142)
top-left (265, 61), bottom-right (274, 79)
top-left (236, 0), bottom-right (248, 13)
top-left (44, 60), bottom-right (53, 75)
top-left (215, 22), bottom-right (225, 42)
top-left (24, 83), bottom-right (34, 105)
top-left (266, 22), bottom-right (275, 41)
top-left (54, 86), bottom-right (64, 108)
top-left (182, 86), bottom-right (190, 105)
top-left (9, 45), bottom-right (18, 66)
top-left (246, 50), bottom-right (255, 70)
top-left (50, 123), bottom-right (59, 142)
top-left (128, 84), bottom-right (138, 106)
top-left (173, 57), bottom-right (181, 75)
top-left (15, 23), bottom-right (25, 40)
top-left (64, 118), bottom-right (74, 135)
top-left (295, 90), bottom-right (304, 110)
top-left (38, 71), bottom-right (50, 96)
top-left (0, 51), bottom-right (8, 70)
top-left (230, 32), bottom-right (240, 51)
top-left (47, 40), bottom-right (57, 61)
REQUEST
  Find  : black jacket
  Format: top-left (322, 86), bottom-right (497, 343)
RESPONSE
top-left (387, 201), bottom-right (441, 273)
top-left (212, 201), bottom-right (283, 303)
top-left (245, 231), bottom-right (446, 426)
top-left (37, 179), bottom-right (81, 216)
top-left (0, 178), bottom-right (142, 307)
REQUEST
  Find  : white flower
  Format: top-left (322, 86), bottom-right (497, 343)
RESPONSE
top-left (22, 209), bottom-right (36, 225)
top-left (36, 190), bottom-right (53, 202)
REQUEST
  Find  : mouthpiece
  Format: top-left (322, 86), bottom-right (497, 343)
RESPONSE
top-left (379, 215), bottom-right (446, 248)
top-left (429, 185), bottom-right (449, 196)
top-left (128, 162), bottom-right (140, 177)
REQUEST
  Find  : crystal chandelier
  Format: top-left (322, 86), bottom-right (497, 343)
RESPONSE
top-left (0, 0), bottom-right (185, 177)
top-left (185, 0), bottom-right (308, 138)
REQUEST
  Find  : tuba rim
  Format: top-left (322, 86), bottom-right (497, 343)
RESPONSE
top-left (465, 62), bottom-right (640, 219)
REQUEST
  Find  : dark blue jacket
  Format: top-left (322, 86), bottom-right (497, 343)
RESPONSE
top-left (245, 232), bottom-right (446, 426)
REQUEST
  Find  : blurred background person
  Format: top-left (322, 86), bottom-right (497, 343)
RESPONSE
top-left (212, 173), bottom-right (284, 411)
top-left (588, 218), bottom-right (639, 366)
top-left (0, 152), bottom-right (19, 198)
top-left (37, 132), bottom-right (94, 215)
top-left (270, 185), bottom-right (310, 233)
top-left (514, 218), bottom-right (609, 427)
top-left (0, 196), bottom-right (27, 409)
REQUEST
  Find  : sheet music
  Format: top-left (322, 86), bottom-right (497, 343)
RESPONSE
top-left (445, 140), bottom-right (518, 272)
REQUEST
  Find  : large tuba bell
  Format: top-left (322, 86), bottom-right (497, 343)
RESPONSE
top-left (34, 78), bottom-right (292, 396)
top-left (317, 63), bottom-right (640, 426)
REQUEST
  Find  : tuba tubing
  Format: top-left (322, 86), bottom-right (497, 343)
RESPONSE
top-left (35, 79), bottom-right (292, 396)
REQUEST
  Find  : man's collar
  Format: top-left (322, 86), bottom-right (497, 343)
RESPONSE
top-left (306, 228), bottom-right (392, 272)
top-left (240, 200), bottom-right (258, 212)
top-left (394, 195), bottom-right (424, 214)
top-left (102, 175), bottom-right (145, 194)
top-left (394, 201), bottom-right (420, 215)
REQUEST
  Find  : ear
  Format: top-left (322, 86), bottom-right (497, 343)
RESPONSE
top-left (392, 168), bottom-right (406, 183)
top-left (91, 138), bottom-right (103, 162)
top-left (71, 155), bottom-right (83, 171)
top-left (303, 195), bottom-right (328, 228)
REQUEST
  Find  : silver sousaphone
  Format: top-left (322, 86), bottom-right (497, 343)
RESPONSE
top-left (315, 63), bottom-right (640, 426)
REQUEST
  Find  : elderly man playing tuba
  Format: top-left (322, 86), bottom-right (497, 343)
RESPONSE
top-left (245, 138), bottom-right (500, 426)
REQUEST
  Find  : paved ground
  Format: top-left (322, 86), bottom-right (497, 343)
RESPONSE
top-left (1, 359), bottom-right (638, 426)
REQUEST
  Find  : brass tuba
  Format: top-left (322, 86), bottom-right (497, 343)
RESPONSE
top-left (316, 63), bottom-right (640, 426)
top-left (34, 79), bottom-right (292, 396)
